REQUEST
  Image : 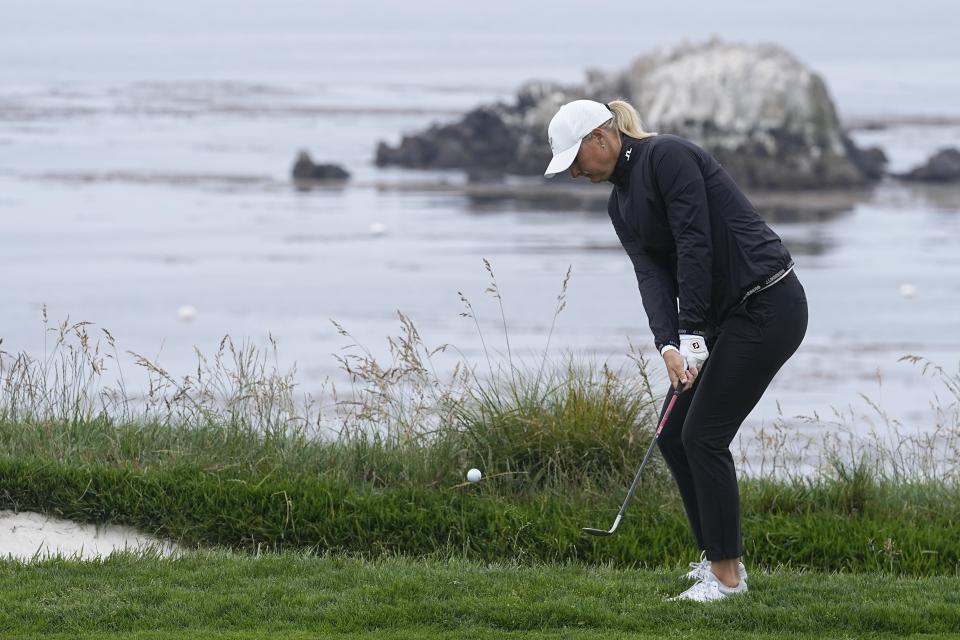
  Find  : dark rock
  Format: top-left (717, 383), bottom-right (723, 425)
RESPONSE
top-left (375, 40), bottom-right (878, 190)
top-left (844, 140), bottom-right (888, 181)
top-left (376, 106), bottom-right (549, 175)
top-left (291, 151), bottom-right (350, 181)
top-left (898, 147), bottom-right (960, 182)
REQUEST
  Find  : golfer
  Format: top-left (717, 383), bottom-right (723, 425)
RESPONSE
top-left (544, 99), bottom-right (808, 602)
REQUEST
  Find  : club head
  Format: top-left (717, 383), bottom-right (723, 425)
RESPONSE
top-left (582, 514), bottom-right (621, 537)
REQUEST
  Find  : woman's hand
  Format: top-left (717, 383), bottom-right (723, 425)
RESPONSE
top-left (679, 334), bottom-right (709, 372)
top-left (663, 348), bottom-right (698, 391)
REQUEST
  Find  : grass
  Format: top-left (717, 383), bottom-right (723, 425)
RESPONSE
top-left (1, 271), bottom-right (960, 574)
top-left (1, 267), bottom-right (960, 636)
top-left (1, 456), bottom-right (958, 574)
top-left (2, 552), bottom-right (959, 639)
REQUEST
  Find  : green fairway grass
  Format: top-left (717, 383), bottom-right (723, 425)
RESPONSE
top-left (1, 553), bottom-right (958, 639)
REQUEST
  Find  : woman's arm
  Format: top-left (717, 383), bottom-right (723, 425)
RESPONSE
top-left (608, 196), bottom-right (680, 353)
top-left (652, 140), bottom-right (713, 337)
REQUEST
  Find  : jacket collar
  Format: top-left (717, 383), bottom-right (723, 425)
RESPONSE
top-left (608, 135), bottom-right (642, 188)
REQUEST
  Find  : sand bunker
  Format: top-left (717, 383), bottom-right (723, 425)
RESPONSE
top-left (0, 510), bottom-right (180, 561)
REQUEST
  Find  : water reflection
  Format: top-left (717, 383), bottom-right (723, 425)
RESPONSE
top-left (871, 180), bottom-right (960, 213)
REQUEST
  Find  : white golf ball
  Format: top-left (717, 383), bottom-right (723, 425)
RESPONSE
top-left (369, 222), bottom-right (387, 236)
top-left (466, 468), bottom-right (482, 483)
top-left (177, 305), bottom-right (197, 322)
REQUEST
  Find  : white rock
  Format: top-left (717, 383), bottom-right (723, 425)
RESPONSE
top-left (626, 41), bottom-right (846, 155)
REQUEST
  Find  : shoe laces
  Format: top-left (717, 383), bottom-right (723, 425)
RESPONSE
top-left (685, 551), bottom-right (709, 579)
top-left (687, 550), bottom-right (708, 571)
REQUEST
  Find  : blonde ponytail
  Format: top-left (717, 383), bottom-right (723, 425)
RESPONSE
top-left (603, 99), bottom-right (655, 140)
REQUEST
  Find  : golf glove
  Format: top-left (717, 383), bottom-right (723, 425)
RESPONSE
top-left (679, 334), bottom-right (709, 371)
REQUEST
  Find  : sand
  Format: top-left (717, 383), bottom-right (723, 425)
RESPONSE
top-left (0, 510), bottom-right (180, 562)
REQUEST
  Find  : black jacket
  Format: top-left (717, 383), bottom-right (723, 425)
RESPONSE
top-left (607, 134), bottom-right (794, 352)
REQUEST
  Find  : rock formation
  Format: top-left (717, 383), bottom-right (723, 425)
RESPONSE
top-left (291, 151), bottom-right (350, 182)
top-left (377, 40), bottom-right (876, 190)
top-left (898, 148), bottom-right (960, 182)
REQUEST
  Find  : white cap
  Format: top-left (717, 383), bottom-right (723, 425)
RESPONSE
top-left (543, 100), bottom-right (613, 178)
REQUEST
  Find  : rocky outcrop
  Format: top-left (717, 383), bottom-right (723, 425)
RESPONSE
top-left (898, 148), bottom-right (960, 182)
top-left (376, 40), bottom-right (875, 190)
top-left (845, 143), bottom-right (888, 181)
top-left (375, 102), bottom-right (550, 176)
top-left (291, 151), bottom-right (350, 182)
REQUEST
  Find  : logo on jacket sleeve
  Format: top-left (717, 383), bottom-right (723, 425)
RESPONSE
top-left (624, 148), bottom-right (632, 161)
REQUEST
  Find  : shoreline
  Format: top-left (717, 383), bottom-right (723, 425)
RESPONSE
top-left (843, 113), bottom-right (960, 130)
top-left (17, 168), bottom-right (960, 214)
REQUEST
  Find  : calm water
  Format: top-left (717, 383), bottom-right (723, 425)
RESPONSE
top-left (2, 0), bottom-right (960, 443)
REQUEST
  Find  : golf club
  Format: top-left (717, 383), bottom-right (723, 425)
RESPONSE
top-left (582, 381), bottom-right (685, 536)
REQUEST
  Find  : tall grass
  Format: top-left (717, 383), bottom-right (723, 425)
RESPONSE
top-left (1, 265), bottom-right (959, 572)
top-left (735, 358), bottom-right (960, 485)
top-left (0, 267), bottom-right (670, 494)
top-left (3, 269), bottom-right (957, 488)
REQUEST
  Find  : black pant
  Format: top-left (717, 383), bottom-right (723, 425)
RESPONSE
top-left (656, 270), bottom-right (808, 561)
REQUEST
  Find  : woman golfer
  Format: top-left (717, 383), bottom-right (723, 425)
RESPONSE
top-left (544, 99), bottom-right (808, 602)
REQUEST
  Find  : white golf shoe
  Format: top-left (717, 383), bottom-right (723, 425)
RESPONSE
top-left (669, 572), bottom-right (748, 602)
top-left (684, 551), bottom-right (747, 583)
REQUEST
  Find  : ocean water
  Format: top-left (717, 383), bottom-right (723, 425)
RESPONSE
top-left (2, 0), bottom-right (960, 445)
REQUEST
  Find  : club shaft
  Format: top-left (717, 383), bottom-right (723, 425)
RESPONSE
top-left (612, 388), bottom-right (680, 520)
top-left (582, 384), bottom-right (686, 536)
